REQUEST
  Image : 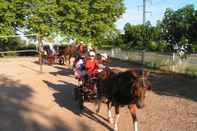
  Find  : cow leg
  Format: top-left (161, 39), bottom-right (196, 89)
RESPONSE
top-left (68, 55), bottom-right (71, 65)
top-left (64, 55), bottom-right (68, 64)
top-left (129, 105), bottom-right (138, 131)
top-left (95, 100), bottom-right (101, 113)
top-left (132, 112), bottom-right (138, 131)
top-left (114, 105), bottom-right (120, 131)
top-left (107, 101), bottom-right (114, 124)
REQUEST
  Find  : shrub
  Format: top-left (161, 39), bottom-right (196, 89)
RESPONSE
top-left (157, 41), bottom-right (168, 52)
top-left (192, 42), bottom-right (197, 53)
top-left (148, 41), bottom-right (158, 51)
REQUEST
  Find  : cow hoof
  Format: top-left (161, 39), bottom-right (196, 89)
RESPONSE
top-left (114, 125), bottom-right (118, 131)
top-left (114, 127), bottom-right (118, 131)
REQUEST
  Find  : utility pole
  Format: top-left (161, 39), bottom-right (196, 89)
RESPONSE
top-left (37, 34), bottom-right (43, 73)
top-left (143, 0), bottom-right (146, 25)
top-left (138, 0), bottom-right (152, 66)
top-left (141, 0), bottom-right (146, 65)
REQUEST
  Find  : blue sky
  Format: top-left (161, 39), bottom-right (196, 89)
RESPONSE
top-left (116, 0), bottom-right (197, 30)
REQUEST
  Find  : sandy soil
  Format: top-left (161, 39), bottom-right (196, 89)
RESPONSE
top-left (0, 57), bottom-right (196, 131)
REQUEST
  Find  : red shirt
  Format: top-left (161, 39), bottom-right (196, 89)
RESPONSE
top-left (85, 57), bottom-right (98, 77)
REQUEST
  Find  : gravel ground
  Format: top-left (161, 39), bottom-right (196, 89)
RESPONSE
top-left (0, 57), bottom-right (196, 131)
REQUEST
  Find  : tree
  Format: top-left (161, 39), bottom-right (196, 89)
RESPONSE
top-left (161, 5), bottom-right (196, 47)
top-left (56, 0), bottom-right (125, 43)
top-left (0, 0), bottom-right (125, 49)
top-left (0, 0), bottom-right (17, 36)
top-left (123, 22), bottom-right (154, 50)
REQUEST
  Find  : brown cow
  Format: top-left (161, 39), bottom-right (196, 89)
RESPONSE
top-left (64, 43), bottom-right (88, 65)
top-left (96, 69), bottom-right (152, 131)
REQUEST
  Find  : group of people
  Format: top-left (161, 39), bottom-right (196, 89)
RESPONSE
top-left (73, 42), bottom-right (109, 94)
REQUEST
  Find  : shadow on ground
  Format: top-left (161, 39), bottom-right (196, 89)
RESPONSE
top-left (50, 66), bottom-right (73, 76)
top-left (48, 57), bottom-right (197, 104)
top-left (150, 72), bottom-right (197, 102)
top-left (19, 64), bottom-right (40, 73)
top-left (43, 80), bottom-right (113, 131)
top-left (0, 75), bottom-right (91, 131)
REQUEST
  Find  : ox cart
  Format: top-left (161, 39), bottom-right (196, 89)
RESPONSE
top-left (74, 76), bottom-right (99, 109)
top-left (42, 45), bottom-right (65, 65)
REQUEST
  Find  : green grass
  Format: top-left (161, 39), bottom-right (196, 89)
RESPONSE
top-left (184, 65), bottom-right (197, 78)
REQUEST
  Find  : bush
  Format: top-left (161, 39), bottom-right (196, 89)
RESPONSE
top-left (185, 66), bottom-right (197, 78)
top-left (6, 52), bottom-right (18, 57)
top-left (157, 41), bottom-right (168, 52)
top-left (1, 44), bottom-right (37, 57)
top-left (98, 44), bottom-right (113, 50)
top-left (135, 41), bottom-right (144, 50)
top-left (148, 41), bottom-right (158, 51)
top-left (192, 42), bottom-right (197, 53)
top-left (17, 44), bottom-right (37, 56)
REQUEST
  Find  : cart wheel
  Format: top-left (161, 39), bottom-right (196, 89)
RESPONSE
top-left (59, 57), bottom-right (64, 65)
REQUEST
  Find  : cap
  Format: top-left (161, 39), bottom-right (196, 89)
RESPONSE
top-left (101, 53), bottom-right (108, 60)
top-left (89, 51), bottom-right (96, 56)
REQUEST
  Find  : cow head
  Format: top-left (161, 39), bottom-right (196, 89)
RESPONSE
top-left (130, 69), bottom-right (152, 109)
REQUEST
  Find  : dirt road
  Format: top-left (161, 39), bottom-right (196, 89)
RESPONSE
top-left (0, 57), bottom-right (196, 131)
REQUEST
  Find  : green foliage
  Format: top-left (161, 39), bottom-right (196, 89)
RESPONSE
top-left (0, 0), bottom-right (16, 36)
top-left (192, 42), bottom-right (197, 53)
top-left (119, 4), bottom-right (197, 52)
top-left (148, 41), bottom-right (158, 51)
top-left (157, 41), bottom-right (169, 52)
top-left (0, 0), bottom-right (125, 50)
top-left (123, 22), bottom-right (154, 50)
top-left (161, 5), bottom-right (196, 45)
top-left (0, 38), bottom-right (22, 51)
top-left (185, 65), bottom-right (197, 78)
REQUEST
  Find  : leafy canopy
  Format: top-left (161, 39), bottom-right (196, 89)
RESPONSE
top-left (0, 0), bottom-right (125, 41)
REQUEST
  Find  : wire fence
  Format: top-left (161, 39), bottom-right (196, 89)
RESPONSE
top-left (99, 48), bottom-right (197, 76)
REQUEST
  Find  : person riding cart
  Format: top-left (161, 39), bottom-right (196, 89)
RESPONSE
top-left (97, 53), bottom-right (109, 73)
top-left (73, 55), bottom-right (86, 81)
top-left (84, 51), bottom-right (99, 95)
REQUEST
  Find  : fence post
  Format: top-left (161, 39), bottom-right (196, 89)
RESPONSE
top-left (37, 34), bottom-right (43, 73)
top-left (172, 52), bottom-right (175, 71)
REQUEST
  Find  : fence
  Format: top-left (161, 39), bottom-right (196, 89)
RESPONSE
top-left (0, 50), bottom-right (38, 54)
top-left (99, 48), bottom-right (197, 75)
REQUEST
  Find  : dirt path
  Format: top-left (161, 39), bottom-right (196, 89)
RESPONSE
top-left (0, 57), bottom-right (196, 131)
